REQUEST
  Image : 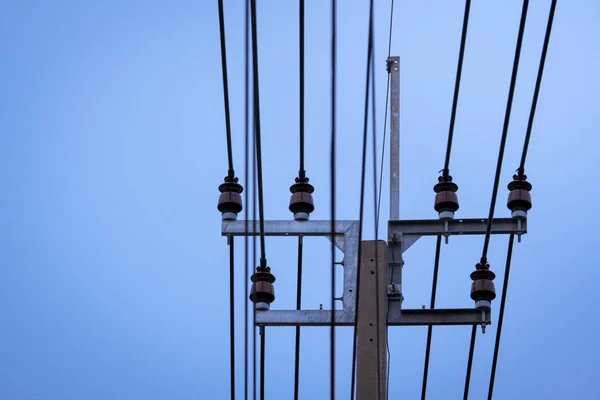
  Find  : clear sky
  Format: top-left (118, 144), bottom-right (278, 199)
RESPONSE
top-left (1, 0), bottom-right (599, 399)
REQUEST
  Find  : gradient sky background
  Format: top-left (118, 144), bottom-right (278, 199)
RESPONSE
top-left (1, 0), bottom-right (599, 399)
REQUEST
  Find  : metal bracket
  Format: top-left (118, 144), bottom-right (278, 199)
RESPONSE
top-left (222, 220), bottom-right (359, 324)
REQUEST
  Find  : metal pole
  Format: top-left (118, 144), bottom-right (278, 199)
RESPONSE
top-left (356, 240), bottom-right (388, 399)
top-left (389, 56), bottom-right (400, 221)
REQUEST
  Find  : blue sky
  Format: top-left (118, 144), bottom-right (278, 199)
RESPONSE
top-left (1, 0), bottom-right (599, 399)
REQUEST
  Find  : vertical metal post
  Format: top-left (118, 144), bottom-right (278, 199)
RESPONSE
top-left (356, 240), bottom-right (388, 399)
top-left (389, 56), bottom-right (400, 221)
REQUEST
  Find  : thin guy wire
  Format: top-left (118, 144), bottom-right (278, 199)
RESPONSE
top-left (443, 0), bottom-right (472, 177)
top-left (229, 236), bottom-right (236, 400)
top-left (518, 0), bottom-right (557, 175)
top-left (421, 235), bottom-right (442, 400)
top-left (376, 0), bottom-right (395, 232)
top-left (481, 0), bottom-right (529, 264)
top-left (488, 234), bottom-right (515, 399)
top-left (370, 20), bottom-right (382, 400)
top-left (349, 3), bottom-right (374, 396)
top-left (244, 0), bottom-right (250, 397)
top-left (293, 236), bottom-right (303, 400)
top-left (330, 1), bottom-right (337, 398)
top-left (250, 0), bottom-right (268, 267)
top-left (299, 0), bottom-right (306, 179)
top-left (463, 325), bottom-right (477, 400)
top-left (218, 0), bottom-right (235, 177)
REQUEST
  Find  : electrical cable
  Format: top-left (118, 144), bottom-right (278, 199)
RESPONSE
top-left (465, 2), bottom-right (529, 398)
top-left (518, 0), bottom-right (556, 175)
top-left (488, 4), bottom-right (556, 397)
top-left (487, 234), bottom-right (515, 399)
top-left (369, 19), bottom-right (382, 400)
top-left (299, 0), bottom-right (306, 180)
top-left (250, 0), bottom-right (268, 269)
top-left (260, 326), bottom-right (266, 400)
top-left (330, 1), bottom-right (337, 398)
top-left (229, 236), bottom-right (236, 400)
top-left (218, 0), bottom-right (235, 179)
top-left (442, 0), bottom-right (471, 177)
top-left (422, 3), bottom-right (472, 397)
top-left (244, 1), bottom-right (250, 398)
top-left (349, 1), bottom-right (375, 396)
top-left (420, 235), bottom-right (442, 399)
top-left (463, 325), bottom-right (477, 400)
top-left (293, 236), bottom-right (303, 400)
top-left (480, 0), bottom-right (529, 266)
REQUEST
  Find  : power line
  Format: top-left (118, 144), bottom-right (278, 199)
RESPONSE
top-left (229, 237), bottom-right (236, 400)
top-left (480, 0), bottom-right (529, 265)
top-left (442, 0), bottom-right (471, 177)
top-left (299, 0), bottom-right (306, 180)
top-left (489, 4), bottom-right (557, 397)
top-left (244, 0), bottom-right (250, 397)
top-left (330, 1), bottom-right (337, 399)
top-left (217, 0), bottom-right (235, 179)
top-left (518, 0), bottom-right (556, 175)
top-left (293, 236), bottom-right (303, 400)
top-left (421, 235), bottom-right (442, 399)
top-left (465, 1), bottom-right (529, 398)
top-left (369, 13), bottom-right (382, 400)
top-left (463, 325), bottom-right (477, 400)
top-left (350, 1), bottom-right (375, 396)
top-left (422, 2), bottom-right (472, 397)
top-left (488, 234), bottom-right (515, 399)
top-left (250, 0), bottom-right (268, 268)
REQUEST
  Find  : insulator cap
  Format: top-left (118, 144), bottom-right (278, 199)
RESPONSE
top-left (218, 178), bottom-right (243, 221)
top-left (289, 178), bottom-right (315, 221)
top-left (250, 267), bottom-right (276, 309)
top-left (470, 263), bottom-right (496, 303)
top-left (433, 176), bottom-right (459, 216)
top-left (507, 174), bottom-right (532, 217)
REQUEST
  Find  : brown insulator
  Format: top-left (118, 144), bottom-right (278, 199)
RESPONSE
top-left (249, 266), bottom-right (276, 310)
top-left (289, 178), bottom-right (315, 221)
top-left (217, 178), bottom-right (243, 221)
top-left (433, 175), bottom-right (459, 219)
top-left (507, 174), bottom-right (532, 219)
top-left (470, 263), bottom-right (496, 310)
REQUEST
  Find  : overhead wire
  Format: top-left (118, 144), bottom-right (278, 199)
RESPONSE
top-left (349, 0), bottom-right (375, 397)
top-left (487, 234), bottom-right (515, 399)
top-left (244, 0), bottom-right (251, 398)
top-left (369, 11), bottom-right (382, 400)
top-left (479, 0), bottom-right (529, 266)
top-left (330, 1), bottom-right (337, 398)
top-left (293, 236), bottom-right (303, 400)
top-left (218, 1), bottom-right (237, 398)
top-left (422, 2), bottom-right (471, 398)
top-left (249, 0), bottom-right (268, 398)
top-left (518, 0), bottom-right (556, 176)
top-left (218, 0), bottom-right (235, 179)
top-left (464, 1), bottom-right (529, 398)
top-left (488, 3), bottom-right (556, 398)
top-left (294, 3), bottom-right (305, 397)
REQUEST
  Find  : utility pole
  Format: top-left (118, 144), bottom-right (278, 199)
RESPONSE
top-left (221, 55), bottom-right (526, 399)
